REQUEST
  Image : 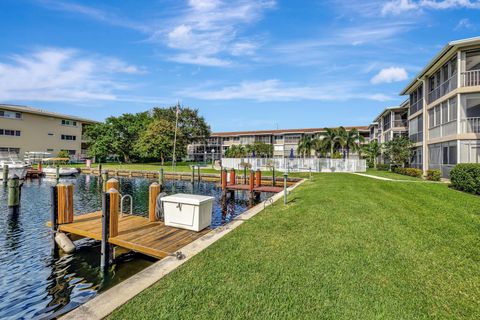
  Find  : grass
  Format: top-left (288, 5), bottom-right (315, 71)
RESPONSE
top-left (64, 162), bottom-right (220, 174)
top-left (365, 168), bottom-right (424, 181)
top-left (108, 173), bottom-right (480, 319)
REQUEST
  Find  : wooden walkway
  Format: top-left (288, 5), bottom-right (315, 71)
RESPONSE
top-left (50, 212), bottom-right (210, 259)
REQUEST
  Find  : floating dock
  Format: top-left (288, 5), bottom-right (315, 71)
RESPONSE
top-left (49, 211), bottom-right (209, 259)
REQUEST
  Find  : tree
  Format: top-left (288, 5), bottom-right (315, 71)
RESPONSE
top-left (84, 112), bottom-right (150, 163)
top-left (297, 136), bottom-right (313, 158)
top-left (135, 119), bottom-right (176, 165)
top-left (312, 137), bottom-right (326, 157)
top-left (363, 140), bottom-right (382, 169)
top-left (321, 128), bottom-right (342, 158)
top-left (57, 150), bottom-right (70, 159)
top-left (252, 141), bottom-right (273, 158)
top-left (224, 145), bottom-right (247, 158)
top-left (152, 106), bottom-right (210, 159)
top-left (338, 127), bottom-right (365, 158)
top-left (383, 136), bottom-right (413, 168)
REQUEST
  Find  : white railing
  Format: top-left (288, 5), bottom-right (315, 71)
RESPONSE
top-left (220, 158), bottom-right (367, 173)
top-left (462, 117), bottom-right (480, 133)
top-left (393, 120), bottom-right (407, 127)
top-left (428, 75), bottom-right (457, 103)
top-left (409, 100), bottom-right (423, 115)
top-left (462, 70), bottom-right (480, 87)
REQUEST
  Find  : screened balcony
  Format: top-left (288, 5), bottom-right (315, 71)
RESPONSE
top-left (461, 94), bottom-right (480, 133)
top-left (461, 49), bottom-right (480, 87)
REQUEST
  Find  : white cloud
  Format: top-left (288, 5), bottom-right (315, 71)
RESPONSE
top-left (382, 0), bottom-right (480, 15)
top-left (178, 79), bottom-right (394, 102)
top-left (371, 67), bottom-right (408, 84)
top-left (455, 18), bottom-right (476, 30)
top-left (0, 48), bottom-right (143, 102)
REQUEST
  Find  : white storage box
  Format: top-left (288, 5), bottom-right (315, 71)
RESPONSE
top-left (161, 193), bottom-right (214, 232)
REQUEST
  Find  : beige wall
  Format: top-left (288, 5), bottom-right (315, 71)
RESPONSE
top-left (0, 111), bottom-right (85, 157)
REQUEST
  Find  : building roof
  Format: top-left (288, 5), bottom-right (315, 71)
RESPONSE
top-left (372, 102), bottom-right (409, 123)
top-left (0, 103), bottom-right (97, 123)
top-left (400, 36), bottom-right (480, 95)
top-left (211, 126), bottom-right (369, 137)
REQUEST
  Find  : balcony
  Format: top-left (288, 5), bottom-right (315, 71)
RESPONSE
top-left (409, 132), bottom-right (423, 143)
top-left (393, 120), bottom-right (407, 128)
top-left (409, 100), bottom-right (423, 116)
top-left (462, 70), bottom-right (480, 87)
top-left (462, 117), bottom-right (480, 133)
top-left (428, 75), bottom-right (457, 104)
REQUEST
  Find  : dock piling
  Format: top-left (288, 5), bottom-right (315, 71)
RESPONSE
top-left (283, 173), bottom-right (288, 205)
top-left (50, 186), bottom-right (58, 232)
top-left (57, 183), bottom-right (74, 224)
top-left (272, 166), bottom-right (275, 187)
top-left (101, 171), bottom-right (109, 191)
top-left (3, 165), bottom-right (9, 187)
top-left (159, 168), bottom-right (164, 186)
top-left (197, 165), bottom-right (201, 182)
top-left (101, 192), bottom-right (111, 269)
top-left (105, 178), bottom-right (119, 192)
top-left (98, 164), bottom-right (102, 177)
top-left (229, 169), bottom-right (236, 185)
top-left (243, 167), bottom-right (247, 184)
top-left (108, 188), bottom-right (119, 237)
top-left (191, 166), bottom-right (195, 183)
top-left (255, 169), bottom-right (262, 187)
top-left (55, 164), bottom-right (60, 183)
top-left (249, 170), bottom-right (255, 193)
top-left (8, 175), bottom-right (21, 213)
top-left (221, 169), bottom-right (227, 191)
top-left (149, 182), bottom-right (161, 222)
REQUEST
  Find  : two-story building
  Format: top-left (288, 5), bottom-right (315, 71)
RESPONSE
top-left (400, 36), bottom-right (480, 177)
top-left (0, 104), bottom-right (96, 159)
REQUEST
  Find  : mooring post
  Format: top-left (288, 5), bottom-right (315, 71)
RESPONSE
top-left (255, 169), bottom-right (262, 187)
top-left (3, 164), bottom-right (9, 187)
top-left (57, 183), bottom-right (74, 224)
top-left (272, 166), bottom-right (275, 187)
top-left (108, 188), bottom-right (119, 238)
top-left (50, 186), bottom-right (58, 231)
top-left (283, 173), bottom-right (288, 205)
top-left (191, 166), bottom-right (195, 183)
top-left (197, 165), bottom-right (201, 182)
top-left (101, 191), bottom-right (111, 269)
top-left (249, 170), bottom-right (255, 192)
top-left (101, 171), bottom-right (108, 191)
top-left (8, 175), bottom-right (21, 214)
top-left (55, 164), bottom-right (60, 183)
top-left (243, 166), bottom-right (247, 184)
top-left (221, 169), bottom-right (227, 191)
top-left (229, 168), bottom-right (236, 185)
top-left (98, 164), bottom-right (102, 177)
top-left (159, 168), bottom-right (164, 186)
top-left (149, 182), bottom-right (161, 222)
top-left (106, 178), bottom-right (119, 192)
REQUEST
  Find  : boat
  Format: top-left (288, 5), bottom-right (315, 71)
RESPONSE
top-left (0, 156), bottom-right (29, 180)
top-left (41, 158), bottom-right (79, 177)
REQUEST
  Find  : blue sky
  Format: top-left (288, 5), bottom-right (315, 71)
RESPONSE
top-left (1, 0), bottom-right (480, 132)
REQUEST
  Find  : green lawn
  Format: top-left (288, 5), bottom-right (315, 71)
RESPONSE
top-left (109, 173), bottom-right (480, 319)
top-left (365, 168), bottom-right (424, 181)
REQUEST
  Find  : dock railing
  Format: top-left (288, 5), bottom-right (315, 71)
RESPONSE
top-left (221, 158), bottom-right (366, 173)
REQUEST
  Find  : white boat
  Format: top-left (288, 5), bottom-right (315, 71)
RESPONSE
top-left (41, 157), bottom-right (79, 177)
top-left (0, 157), bottom-right (29, 180)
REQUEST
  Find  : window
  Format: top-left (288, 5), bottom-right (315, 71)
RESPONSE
top-left (441, 102), bottom-right (448, 123)
top-left (428, 109), bottom-right (434, 128)
top-left (61, 119), bottom-right (77, 126)
top-left (47, 149), bottom-right (54, 152)
top-left (449, 98), bottom-right (457, 121)
top-left (0, 129), bottom-right (20, 136)
top-left (61, 134), bottom-right (76, 141)
top-left (0, 110), bottom-right (22, 119)
top-left (434, 105), bottom-right (441, 126)
top-left (48, 133), bottom-right (54, 136)
top-left (0, 147), bottom-right (20, 154)
top-left (466, 49), bottom-right (480, 71)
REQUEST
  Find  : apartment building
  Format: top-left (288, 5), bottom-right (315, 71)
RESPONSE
top-left (369, 100), bottom-right (409, 144)
top-left (399, 36), bottom-right (480, 177)
top-left (187, 126), bottom-right (370, 162)
top-left (0, 104), bottom-right (96, 159)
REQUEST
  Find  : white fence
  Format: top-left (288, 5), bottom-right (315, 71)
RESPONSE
top-left (221, 158), bottom-right (366, 173)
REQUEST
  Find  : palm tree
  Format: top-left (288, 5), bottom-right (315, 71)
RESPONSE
top-left (339, 127), bottom-right (365, 158)
top-left (312, 137), bottom-right (325, 157)
top-left (297, 136), bottom-right (313, 158)
top-left (321, 128), bottom-right (342, 158)
top-left (364, 140), bottom-right (382, 169)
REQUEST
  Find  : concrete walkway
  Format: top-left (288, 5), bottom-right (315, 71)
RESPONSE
top-left (353, 173), bottom-right (447, 184)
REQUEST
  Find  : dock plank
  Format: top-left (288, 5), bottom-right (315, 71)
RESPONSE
top-left (52, 211), bottom-right (210, 259)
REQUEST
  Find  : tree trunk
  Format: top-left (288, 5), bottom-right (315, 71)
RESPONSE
top-left (160, 155), bottom-right (164, 166)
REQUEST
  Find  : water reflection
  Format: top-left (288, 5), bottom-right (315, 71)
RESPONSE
top-left (0, 174), bottom-right (272, 319)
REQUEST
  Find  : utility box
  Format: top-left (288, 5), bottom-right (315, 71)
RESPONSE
top-left (161, 193), bottom-right (214, 232)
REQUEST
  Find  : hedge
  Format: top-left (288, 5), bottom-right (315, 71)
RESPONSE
top-left (450, 164), bottom-right (480, 194)
top-left (376, 164), bottom-right (390, 171)
top-left (426, 169), bottom-right (441, 181)
top-left (393, 167), bottom-right (423, 178)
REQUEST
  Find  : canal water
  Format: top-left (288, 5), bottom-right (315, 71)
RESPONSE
top-left (0, 175), bottom-right (271, 319)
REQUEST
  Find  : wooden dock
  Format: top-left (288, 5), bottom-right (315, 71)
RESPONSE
top-left (49, 211), bottom-right (210, 259)
top-left (224, 184), bottom-right (283, 193)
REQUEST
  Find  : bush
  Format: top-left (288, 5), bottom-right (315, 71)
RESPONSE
top-left (393, 167), bottom-right (423, 178)
top-left (376, 164), bottom-right (390, 171)
top-left (450, 164), bottom-right (480, 194)
top-left (426, 169), bottom-right (441, 181)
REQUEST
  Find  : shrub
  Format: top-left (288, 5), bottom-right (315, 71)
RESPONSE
top-left (450, 164), bottom-right (480, 194)
top-left (376, 164), bottom-right (390, 171)
top-left (393, 167), bottom-right (423, 178)
top-left (426, 169), bottom-right (441, 181)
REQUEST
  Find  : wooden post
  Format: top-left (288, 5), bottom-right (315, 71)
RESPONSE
top-left (8, 175), bottom-right (21, 213)
top-left (105, 178), bottom-right (119, 192)
top-left (149, 182), bottom-right (161, 222)
top-left (249, 170), bottom-right (255, 193)
top-left (159, 168), bottom-right (164, 186)
top-left (98, 164), bottom-right (102, 177)
top-left (3, 164), bottom-right (8, 187)
top-left (101, 171), bottom-right (108, 191)
top-left (101, 191), bottom-right (111, 269)
top-left (108, 188), bottom-right (119, 237)
top-left (197, 165), bottom-right (201, 182)
top-left (221, 169), bottom-right (227, 190)
top-left (50, 186), bottom-right (58, 231)
top-left (229, 169), bottom-right (236, 185)
top-left (272, 166), bottom-right (275, 187)
top-left (57, 183), bottom-right (74, 224)
top-left (191, 166), bottom-right (195, 183)
top-left (55, 164), bottom-right (60, 183)
top-left (243, 166), bottom-right (247, 184)
top-left (255, 169), bottom-right (262, 187)
top-left (284, 173), bottom-right (288, 205)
